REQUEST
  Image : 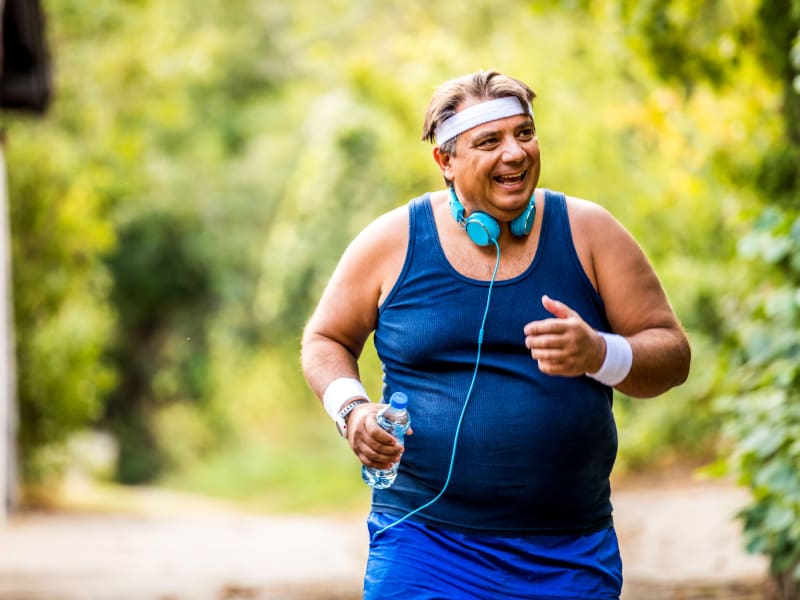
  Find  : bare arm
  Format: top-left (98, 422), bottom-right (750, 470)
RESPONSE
top-left (591, 203), bottom-right (690, 397)
top-left (524, 199), bottom-right (690, 398)
top-left (301, 206), bottom-right (410, 467)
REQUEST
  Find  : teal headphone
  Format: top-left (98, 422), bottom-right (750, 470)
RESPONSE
top-left (449, 186), bottom-right (537, 246)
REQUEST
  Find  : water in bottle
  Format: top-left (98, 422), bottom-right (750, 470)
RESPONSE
top-left (362, 392), bottom-right (410, 489)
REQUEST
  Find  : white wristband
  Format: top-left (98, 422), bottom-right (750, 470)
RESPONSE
top-left (587, 332), bottom-right (633, 387)
top-left (322, 378), bottom-right (370, 421)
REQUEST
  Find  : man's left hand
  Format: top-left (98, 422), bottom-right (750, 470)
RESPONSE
top-left (523, 295), bottom-right (606, 377)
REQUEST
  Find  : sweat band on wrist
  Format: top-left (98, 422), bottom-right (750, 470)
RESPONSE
top-left (322, 377), bottom-right (370, 421)
top-left (435, 97), bottom-right (533, 145)
top-left (587, 332), bottom-right (633, 387)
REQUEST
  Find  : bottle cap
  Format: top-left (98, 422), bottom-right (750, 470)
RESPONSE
top-left (389, 392), bottom-right (408, 409)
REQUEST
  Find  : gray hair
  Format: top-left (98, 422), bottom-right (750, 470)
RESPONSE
top-left (421, 70), bottom-right (536, 157)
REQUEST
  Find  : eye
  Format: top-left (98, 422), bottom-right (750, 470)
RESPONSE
top-left (476, 136), bottom-right (499, 148)
top-left (517, 127), bottom-right (534, 140)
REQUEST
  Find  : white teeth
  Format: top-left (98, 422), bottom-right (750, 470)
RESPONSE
top-left (497, 172), bottom-right (524, 183)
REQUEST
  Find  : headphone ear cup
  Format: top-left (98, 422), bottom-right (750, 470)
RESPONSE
top-left (464, 212), bottom-right (501, 247)
top-left (509, 195), bottom-right (537, 237)
top-left (448, 187), bottom-right (501, 246)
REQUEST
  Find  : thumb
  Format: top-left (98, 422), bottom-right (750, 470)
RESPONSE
top-left (542, 294), bottom-right (573, 319)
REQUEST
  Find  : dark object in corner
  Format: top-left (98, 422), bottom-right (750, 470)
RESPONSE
top-left (0, 0), bottom-right (51, 114)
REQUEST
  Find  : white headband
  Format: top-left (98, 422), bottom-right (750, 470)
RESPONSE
top-left (435, 96), bottom-right (533, 145)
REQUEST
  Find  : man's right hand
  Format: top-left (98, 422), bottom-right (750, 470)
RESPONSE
top-left (347, 403), bottom-right (413, 469)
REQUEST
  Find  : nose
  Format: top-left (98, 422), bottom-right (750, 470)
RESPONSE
top-left (501, 137), bottom-right (526, 162)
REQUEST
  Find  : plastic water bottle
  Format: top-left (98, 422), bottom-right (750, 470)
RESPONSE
top-left (362, 392), bottom-right (410, 489)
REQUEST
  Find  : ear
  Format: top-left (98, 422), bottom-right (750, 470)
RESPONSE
top-left (432, 146), bottom-right (454, 183)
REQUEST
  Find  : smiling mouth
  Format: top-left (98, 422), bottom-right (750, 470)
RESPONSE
top-left (494, 170), bottom-right (526, 185)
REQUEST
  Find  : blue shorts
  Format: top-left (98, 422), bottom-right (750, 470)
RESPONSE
top-left (364, 512), bottom-right (622, 600)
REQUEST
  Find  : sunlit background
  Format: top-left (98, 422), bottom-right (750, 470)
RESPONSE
top-left (1, 0), bottom-right (799, 596)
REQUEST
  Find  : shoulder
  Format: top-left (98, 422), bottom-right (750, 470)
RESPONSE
top-left (556, 193), bottom-right (650, 298)
top-left (562, 194), bottom-right (634, 251)
top-left (560, 192), bottom-right (628, 246)
top-left (348, 202), bottom-right (410, 258)
top-left (563, 194), bottom-right (619, 228)
top-left (335, 200), bottom-right (413, 304)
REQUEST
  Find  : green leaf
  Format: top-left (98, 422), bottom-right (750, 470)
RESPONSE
top-left (741, 425), bottom-right (784, 460)
top-left (763, 236), bottom-right (793, 263)
top-left (763, 503), bottom-right (797, 532)
top-left (696, 457), bottom-right (730, 479)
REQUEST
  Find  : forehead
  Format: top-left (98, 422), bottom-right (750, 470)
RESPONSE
top-left (459, 112), bottom-right (534, 140)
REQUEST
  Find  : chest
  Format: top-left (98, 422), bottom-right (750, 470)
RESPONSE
top-left (433, 208), bottom-right (541, 282)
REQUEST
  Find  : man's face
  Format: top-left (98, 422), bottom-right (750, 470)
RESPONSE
top-left (437, 104), bottom-right (540, 222)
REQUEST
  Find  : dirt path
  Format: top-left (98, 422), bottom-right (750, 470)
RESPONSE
top-left (0, 476), bottom-right (771, 600)
top-left (612, 478), bottom-right (771, 599)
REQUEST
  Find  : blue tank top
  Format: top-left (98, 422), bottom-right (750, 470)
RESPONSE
top-left (371, 189), bottom-right (617, 535)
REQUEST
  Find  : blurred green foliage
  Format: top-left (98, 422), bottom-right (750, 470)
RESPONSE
top-left (7, 126), bottom-right (116, 482)
top-left (0, 0), bottom-right (798, 583)
top-left (713, 209), bottom-right (800, 597)
top-left (102, 209), bottom-right (220, 483)
top-left (615, 0), bottom-right (800, 594)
